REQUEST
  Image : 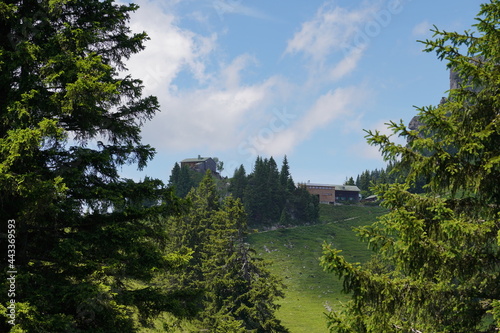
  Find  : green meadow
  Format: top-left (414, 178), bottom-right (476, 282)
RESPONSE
top-left (247, 204), bottom-right (386, 332)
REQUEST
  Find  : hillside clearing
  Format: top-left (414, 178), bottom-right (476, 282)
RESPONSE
top-left (247, 205), bottom-right (386, 332)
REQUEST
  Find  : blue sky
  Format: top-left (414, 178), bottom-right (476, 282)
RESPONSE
top-left (121, 0), bottom-right (484, 185)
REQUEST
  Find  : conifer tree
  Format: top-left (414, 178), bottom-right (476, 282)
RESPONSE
top-left (344, 177), bottom-right (355, 186)
top-left (0, 1), bottom-right (190, 331)
top-left (167, 172), bottom-right (289, 332)
top-left (177, 164), bottom-right (196, 197)
top-left (266, 156), bottom-right (283, 222)
top-left (245, 157), bottom-right (268, 225)
top-left (321, 2), bottom-right (500, 332)
top-left (229, 164), bottom-right (247, 200)
top-left (168, 162), bottom-right (200, 198)
top-left (168, 162), bottom-right (181, 187)
top-left (237, 156), bottom-right (319, 227)
top-left (280, 155), bottom-right (296, 193)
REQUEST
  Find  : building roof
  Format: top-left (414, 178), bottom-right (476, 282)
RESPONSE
top-left (334, 185), bottom-right (360, 192)
top-left (303, 183), bottom-right (360, 192)
top-left (181, 157), bottom-right (212, 163)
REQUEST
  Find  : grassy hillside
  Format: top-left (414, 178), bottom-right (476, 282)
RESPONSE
top-left (247, 204), bottom-right (386, 333)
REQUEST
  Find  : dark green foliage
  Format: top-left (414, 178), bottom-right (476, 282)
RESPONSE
top-left (168, 162), bottom-right (181, 188)
top-left (352, 161), bottom-right (426, 198)
top-left (0, 1), bottom-right (193, 331)
top-left (231, 156), bottom-right (319, 228)
top-left (213, 156), bottom-right (224, 173)
top-left (167, 162), bottom-right (201, 197)
top-left (353, 163), bottom-right (399, 198)
top-left (228, 164), bottom-right (247, 200)
top-left (344, 177), bottom-right (355, 186)
top-left (280, 155), bottom-right (296, 193)
top-left (321, 2), bottom-right (500, 332)
top-left (289, 185), bottom-right (320, 223)
top-left (166, 173), bottom-right (290, 332)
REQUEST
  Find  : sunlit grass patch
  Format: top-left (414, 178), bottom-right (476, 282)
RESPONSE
top-left (247, 205), bottom-right (386, 332)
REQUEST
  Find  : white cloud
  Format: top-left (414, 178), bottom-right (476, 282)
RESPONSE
top-left (125, 1), bottom-right (217, 94)
top-left (342, 111), bottom-right (364, 134)
top-left (212, 0), bottom-right (274, 21)
top-left (287, 5), bottom-right (358, 59)
top-left (283, 1), bottom-right (384, 83)
top-left (301, 87), bottom-right (355, 132)
top-left (220, 54), bottom-right (258, 89)
top-left (329, 44), bottom-right (366, 81)
top-left (412, 20), bottom-right (432, 37)
top-left (260, 85), bottom-right (367, 156)
top-left (352, 140), bottom-right (384, 160)
top-left (141, 70), bottom-right (287, 152)
top-left (120, 1), bottom-right (289, 152)
top-left (285, 2), bottom-right (379, 61)
top-left (121, 1), bottom-right (378, 158)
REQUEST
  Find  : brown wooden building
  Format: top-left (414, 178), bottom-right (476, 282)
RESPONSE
top-left (302, 182), bottom-right (360, 204)
top-left (303, 183), bottom-right (335, 204)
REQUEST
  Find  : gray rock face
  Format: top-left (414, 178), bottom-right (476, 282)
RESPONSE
top-left (450, 69), bottom-right (461, 90)
top-left (408, 69), bottom-right (460, 132)
top-left (408, 115), bottom-right (423, 131)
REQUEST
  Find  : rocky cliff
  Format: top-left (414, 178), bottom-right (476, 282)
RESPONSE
top-left (408, 69), bottom-right (462, 132)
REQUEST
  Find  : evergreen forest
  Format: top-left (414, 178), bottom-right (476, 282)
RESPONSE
top-left (228, 156), bottom-right (319, 229)
top-left (168, 156), bottom-right (320, 229)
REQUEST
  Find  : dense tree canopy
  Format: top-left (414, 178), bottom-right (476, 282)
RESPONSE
top-left (165, 173), bottom-right (289, 332)
top-left (230, 156), bottom-right (319, 228)
top-left (228, 164), bottom-right (247, 201)
top-left (321, 1), bottom-right (500, 332)
top-left (167, 162), bottom-right (202, 198)
top-left (0, 1), bottom-right (191, 331)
